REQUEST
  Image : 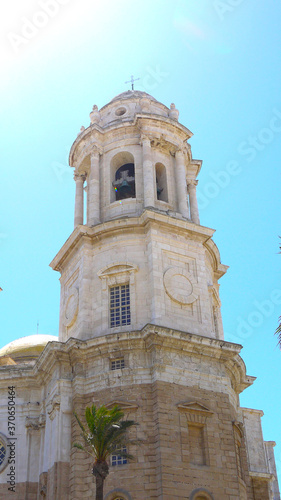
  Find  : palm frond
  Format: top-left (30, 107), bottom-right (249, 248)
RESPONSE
top-left (73, 442), bottom-right (96, 458)
top-left (73, 404), bottom-right (141, 464)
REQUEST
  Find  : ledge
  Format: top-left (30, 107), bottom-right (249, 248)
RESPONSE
top-left (49, 210), bottom-right (218, 273)
top-left (249, 471), bottom-right (274, 482)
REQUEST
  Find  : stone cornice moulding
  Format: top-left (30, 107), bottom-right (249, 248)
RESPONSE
top-left (49, 211), bottom-right (217, 273)
top-left (69, 112), bottom-right (193, 168)
top-left (25, 414), bottom-right (46, 430)
top-left (187, 158), bottom-right (203, 178)
top-left (177, 401), bottom-right (213, 424)
top-left (139, 132), bottom-right (189, 160)
top-left (104, 401), bottom-right (139, 412)
top-left (74, 141), bottom-right (103, 171)
top-left (204, 238), bottom-right (229, 279)
top-left (241, 407), bottom-right (264, 417)
top-left (249, 471), bottom-right (275, 483)
top-left (264, 440), bottom-right (276, 447)
top-left (3, 326), bottom-right (253, 396)
top-left (64, 325), bottom-right (251, 393)
top-left (135, 114), bottom-right (193, 140)
top-left (98, 262), bottom-right (138, 278)
top-left (35, 348), bottom-right (71, 385)
top-left (69, 126), bottom-right (103, 167)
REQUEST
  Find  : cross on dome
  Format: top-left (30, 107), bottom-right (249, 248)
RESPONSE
top-left (125, 75), bottom-right (140, 90)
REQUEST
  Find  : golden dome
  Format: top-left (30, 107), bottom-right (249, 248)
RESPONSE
top-left (0, 334), bottom-right (58, 364)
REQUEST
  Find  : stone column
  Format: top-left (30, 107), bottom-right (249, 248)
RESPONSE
top-left (142, 135), bottom-right (155, 208)
top-left (187, 180), bottom-right (200, 224)
top-left (175, 149), bottom-right (189, 218)
top-left (88, 146), bottom-right (101, 226)
top-left (74, 173), bottom-right (84, 227)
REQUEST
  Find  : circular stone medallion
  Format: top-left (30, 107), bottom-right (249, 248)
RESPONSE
top-left (163, 268), bottom-right (197, 305)
top-left (64, 288), bottom-right (79, 327)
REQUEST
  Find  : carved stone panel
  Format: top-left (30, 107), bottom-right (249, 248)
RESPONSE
top-left (163, 267), bottom-right (198, 305)
top-left (64, 287), bottom-right (79, 327)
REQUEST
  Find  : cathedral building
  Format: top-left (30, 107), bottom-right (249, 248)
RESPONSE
top-left (0, 90), bottom-right (279, 499)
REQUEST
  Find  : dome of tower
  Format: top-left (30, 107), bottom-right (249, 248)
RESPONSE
top-left (91, 88), bottom-right (172, 130)
top-left (110, 90), bottom-right (158, 103)
top-left (0, 334), bottom-right (58, 365)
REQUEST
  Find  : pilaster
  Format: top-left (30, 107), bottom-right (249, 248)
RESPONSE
top-left (175, 149), bottom-right (189, 218)
top-left (187, 179), bottom-right (200, 225)
top-left (88, 145), bottom-right (102, 226)
top-left (74, 173), bottom-right (85, 227)
top-left (141, 135), bottom-right (155, 208)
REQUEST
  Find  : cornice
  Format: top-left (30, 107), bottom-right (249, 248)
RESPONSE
top-left (0, 325), bottom-right (253, 398)
top-left (249, 471), bottom-right (274, 483)
top-left (204, 238), bottom-right (229, 279)
top-left (49, 210), bottom-right (216, 272)
top-left (69, 113), bottom-right (193, 168)
top-left (241, 407), bottom-right (264, 417)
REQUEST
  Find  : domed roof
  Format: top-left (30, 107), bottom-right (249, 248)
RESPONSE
top-left (0, 334), bottom-right (58, 364)
top-left (110, 90), bottom-right (158, 103)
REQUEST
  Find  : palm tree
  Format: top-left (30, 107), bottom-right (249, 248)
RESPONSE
top-left (73, 404), bottom-right (140, 500)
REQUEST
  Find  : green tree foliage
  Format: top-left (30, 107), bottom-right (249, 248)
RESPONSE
top-left (73, 404), bottom-right (141, 500)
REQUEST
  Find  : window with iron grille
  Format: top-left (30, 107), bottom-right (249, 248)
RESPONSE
top-left (0, 433), bottom-right (8, 472)
top-left (0, 440), bottom-right (6, 467)
top-left (110, 284), bottom-right (131, 328)
top-left (111, 358), bottom-right (125, 370)
top-left (111, 445), bottom-right (127, 466)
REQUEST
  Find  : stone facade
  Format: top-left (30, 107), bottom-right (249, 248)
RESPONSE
top-left (0, 90), bottom-right (279, 499)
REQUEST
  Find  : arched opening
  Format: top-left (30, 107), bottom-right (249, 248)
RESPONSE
top-left (190, 488), bottom-right (214, 500)
top-left (111, 152), bottom-right (135, 202)
top-left (114, 164), bottom-right (135, 200)
top-left (155, 163), bottom-right (168, 202)
top-left (104, 488), bottom-right (132, 500)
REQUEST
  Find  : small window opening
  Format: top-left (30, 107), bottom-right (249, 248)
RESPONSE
top-left (115, 107), bottom-right (127, 116)
top-left (110, 284), bottom-right (131, 327)
top-left (155, 163), bottom-right (168, 202)
top-left (112, 164), bottom-right (135, 200)
top-left (111, 358), bottom-right (125, 370)
top-left (111, 445), bottom-right (127, 466)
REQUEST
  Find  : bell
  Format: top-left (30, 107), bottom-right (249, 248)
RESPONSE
top-left (119, 179), bottom-right (131, 197)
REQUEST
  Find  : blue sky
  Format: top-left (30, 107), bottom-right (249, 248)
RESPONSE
top-left (1, 0), bottom-right (281, 481)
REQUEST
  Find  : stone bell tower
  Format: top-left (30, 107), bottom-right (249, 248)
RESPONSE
top-left (49, 90), bottom-right (279, 500)
top-left (51, 90), bottom-right (225, 344)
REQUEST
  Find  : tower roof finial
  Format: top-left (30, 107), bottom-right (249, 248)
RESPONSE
top-left (125, 75), bottom-right (140, 91)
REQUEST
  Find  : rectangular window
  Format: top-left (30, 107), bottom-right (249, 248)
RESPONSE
top-left (110, 284), bottom-right (131, 328)
top-left (111, 445), bottom-right (127, 466)
top-left (188, 424), bottom-right (206, 465)
top-left (111, 358), bottom-right (125, 370)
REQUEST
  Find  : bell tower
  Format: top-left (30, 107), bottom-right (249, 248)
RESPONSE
top-left (50, 90), bottom-right (226, 344)
top-left (0, 91), bottom-right (278, 500)
top-left (48, 91), bottom-right (280, 499)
